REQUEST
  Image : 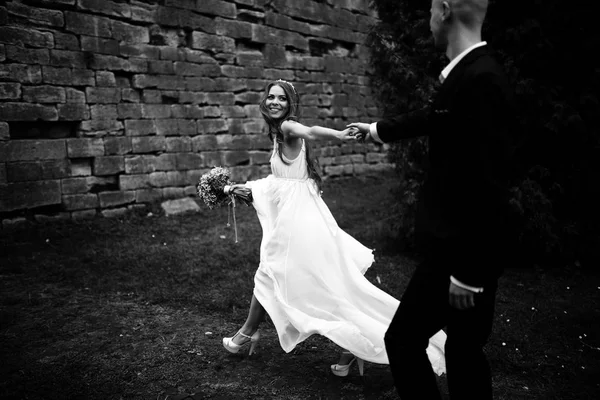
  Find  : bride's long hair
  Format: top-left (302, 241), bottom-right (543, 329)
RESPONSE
top-left (259, 80), bottom-right (322, 193)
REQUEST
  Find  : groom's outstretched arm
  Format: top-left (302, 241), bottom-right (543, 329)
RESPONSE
top-left (348, 106), bottom-right (434, 144)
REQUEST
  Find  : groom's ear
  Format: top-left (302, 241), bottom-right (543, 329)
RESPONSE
top-left (441, 1), bottom-right (452, 21)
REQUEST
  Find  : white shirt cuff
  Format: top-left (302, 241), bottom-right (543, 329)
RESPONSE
top-left (369, 122), bottom-right (384, 144)
top-left (450, 276), bottom-right (484, 293)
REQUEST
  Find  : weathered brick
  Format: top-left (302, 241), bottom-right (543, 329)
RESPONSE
top-left (104, 137), bottom-right (132, 155)
top-left (48, 49), bottom-right (86, 68)
top-left (157, 6), bottom-right (216, 33)
top-left (96, 71), bottom-right (116, 87)
top-left (117, 103), bottom-right (143, 119)
top-left (42, 66), bottom-right (72, 85)
top-left (265, 11), bottom-right (311, 35)
top-left (251, 24), bottom-right (308, 51)
top-left (86, 87), bottom-right (121, 104)
top-left (0, 44), bottom-right (5, 62)
top-left (101, 207), bottom-right (128, 218)
top-left (190, 32), bottom-right (235, 54)
top-left (22, 85), bottom-right (66, 103)
top-left (71, 209), bottom-right (97, 220)
top-left (62, 193), bottom-right (99, 211)
top-left (53, 31), bottom-right (79, 51)
top-left (237, 51), bottom-right (264, 67)
top-left (249, 151), bottom-right (271, 165)
top-left (0, 83), bottom-right (21, 100)
top-left (125, 120), bottom-right (156, 136)
top-left (222, 151), bottom-right (250, 166)
top-left (78, 0), bottom-right (131, 18)
top-left (77, 119), bottom-right (122, 134)
top-left (193, 0), bottom-right (236, 18)
top-left (81, 35), bottom-right (119, 55)
top-left (191, 135), bottom-right (218, 151)
top-left (111, 20), bottom-right (149, 43)
top-left (6, 161), bottom-right (42, 182)
top-left (120, 174), bottom-right (150, 190)
top-left (98, 190), bottom-right (135, 208)
top-left (176, 153), bottom-right (203, 170)
top-left (197, 119), bottom-right (228, 134)
top-left (65, 11), bottom-right (111, 37)
top-left (1, 64), bottom-right (42, 85)
top-left (120, 43), bottom-right (159, 59)
top-left (134, 188), bottom-right (163, 203)
top-left (0, 122), bottom-right (9, 141)
top-left (131, 2), bottom-right (157, 22)
top-left (142, 104), bottom-right (171, 119)
top-left (0, 26), bottom-right (54, 48)
top-left (0, 102), bottom-right (57, 121)
top-left (215, 18), bottom-right (252, 39)
top-left (93, 156), bottom-right (124, 176)
top-left (70, 158), bottom-right (92, 176)
top-left (0, 180), bottom-right (61, 212)
top-left (90, 104), bottom-right (118, 120)
top-left (7, 2), bottom-right (65, 27)
top-left (121, 89), bottom-right (141, 103)
top-left (148, 60), bottom-right (174, 75)
top-left (161, 187), bottom-right (185, 199)
top-left (67, 138), bottom-right (104, 157)
top-left (166, 137), bottom-right (192, 152)
top-left (57, 103), bottom-right (88, 121)
top-left (154, 119), bottom-right (178, 136)
top-left (66, 88), bottom-right (86, 103)
top-left (132, 136), bottom-right (166, 153)
top-left (220, 65), bottom-right (263, 78)
top-left (221, 106), bottom-right (246, 118)
top-left (71, 69), bottom-right (96, 86)
top-left (5, 45), bottom-right (50, 64)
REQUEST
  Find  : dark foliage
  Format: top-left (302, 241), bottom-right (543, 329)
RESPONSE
top-left (367, 0), bottom-right (600, 268)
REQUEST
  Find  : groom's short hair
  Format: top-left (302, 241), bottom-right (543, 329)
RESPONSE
top-left (449, 0), bottom-right (488, 29)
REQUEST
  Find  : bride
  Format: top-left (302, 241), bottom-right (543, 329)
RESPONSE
top-left (221, 79), bottom-right (446, 377)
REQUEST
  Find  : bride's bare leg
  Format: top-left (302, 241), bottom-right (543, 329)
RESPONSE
top-left (232, 294), bottom-right (266, 345)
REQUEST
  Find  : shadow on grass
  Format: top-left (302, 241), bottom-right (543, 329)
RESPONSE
top-left (1, 175), bottom-right (599, 399)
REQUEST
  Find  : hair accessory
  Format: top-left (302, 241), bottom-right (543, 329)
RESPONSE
top-left (276, 79), bottom-right (296, 94)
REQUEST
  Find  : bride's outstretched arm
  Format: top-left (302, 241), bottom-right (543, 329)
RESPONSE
top-left (281, 120), bottom-right (358, 142)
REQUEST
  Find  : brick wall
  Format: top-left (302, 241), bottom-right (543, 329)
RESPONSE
top-left (0, 0), bottom-right (391, 224)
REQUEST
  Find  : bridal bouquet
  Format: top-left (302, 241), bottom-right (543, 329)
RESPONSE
top-left (196, 166), bottom-right (233, 209)
top-left (196, 167), bottom-right (252, 243)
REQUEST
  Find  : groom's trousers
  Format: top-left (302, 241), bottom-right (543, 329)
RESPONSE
top-left (384, 258), bottom-right (498, 400)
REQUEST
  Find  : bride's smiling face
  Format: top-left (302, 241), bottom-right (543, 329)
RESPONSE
top-left (265, 85), bottom-right (289, 120)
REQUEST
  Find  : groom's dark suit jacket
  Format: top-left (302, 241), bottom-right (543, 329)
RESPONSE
top-left (377, 46), bottom-right (517, 288)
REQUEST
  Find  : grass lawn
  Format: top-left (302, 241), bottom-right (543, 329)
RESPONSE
top-left (1, 175), bottom-right (599, 400)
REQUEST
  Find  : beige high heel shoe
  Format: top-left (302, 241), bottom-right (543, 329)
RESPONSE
top-left (222, 330), bottom-right (260, 355)
top-left (330, 351), bottom-right (364, 377)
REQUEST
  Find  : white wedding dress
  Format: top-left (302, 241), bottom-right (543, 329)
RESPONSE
top-left (245, 139), bottom-right (446, 374)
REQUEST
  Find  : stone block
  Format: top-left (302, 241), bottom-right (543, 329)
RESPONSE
top-left (103, 137), bottom-right (132, 155)
top-left (86, 87), bottom-right (121, 104)
top-left (94, 156), bottom-right (124, 176)
top-left (64, 11), bottom-right (111, 37)
top-left (132, 136), bottom-right (166, 153)
top-left (96, 71), bottom-right (116, 87)
top-left (0, 180), bottom-right (61, 212)
top-left (191, 135), bottom-right (218, 151)
top-left (71, 209), bottom-right (97, 220)
top-left (162, 187), bottom-right (185, 200)
top-left (77, 0), bottom-right (131, 18)
top-left (220, 65), bottom-right (263, 78)
top-left (142, 104), bottom-right (171, 119)
top-left (98, 190), bottom-right (135, 208)
top-left (41, 66), bottom-right (72, 85)
top-left (47, 49), bottom-right (86, 68)
top-left (134, 188), bottom-right (163, 203)
top-left (90, 105), bottom-right (117, 120)
top-left (161, 197), bottom-right (199, 216)
top-left (101, 207), bottom-right (128, 218)
top-left (5, 45), bottom-right (50, 65)
top-left (197, 119), bottom-right (228, 134)
top-left (0, 122), bottom-right (8, 141)
top-left (166, 137), bottom-right (192, 152)
top-left (70, 158), bottom-right (92, 176)
top-left (120, 174), bottom-right (150, 190)
top-left (249, 151), bottom-right (271, 165)
top-left (111, 20), bottom-right (149, 43)
top-left (175, 153), bottom-right (203, 170)
top-left (0, 64), bottom-right (42, 84)
top-left (121, 89), bottom-right (141, 103)
top-left (192, 0), bottom-right (236, 18)
top-left (0, 83), bottom-right (21, 100)
top-left (0, 26), bottom-right (54, 48)
top-left (1, 139), bottom-right (66, 161)
top-left (81, 35), bottom-right (119, 55)
top-left (58, 104), bottom-right (89, 120)
top-left (0, 102), bottom-right (57, 121)
top-left (190, 32), bottom-right (235, 54)
top-left (251, 24), bottom-right (308, 51)
top-left (222, 151), bottom-right (250, 166)
top-left (125, 120), bottom-right (156, 136)
top-left (6, 2), bottom-right (65, 27)
top-left (215, 18), bottom-right (252, 39)
top-left (67, 138), bottom-right (104, 157)
top-left (34, 212), bottom-right (71, 223)
top-left (77, 119), bottom-right (123, 135)
top-left (6, 161), bottom-right (43, 182)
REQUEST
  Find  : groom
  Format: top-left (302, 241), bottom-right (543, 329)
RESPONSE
top-left (350, 0), bottom-right (516, 398)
